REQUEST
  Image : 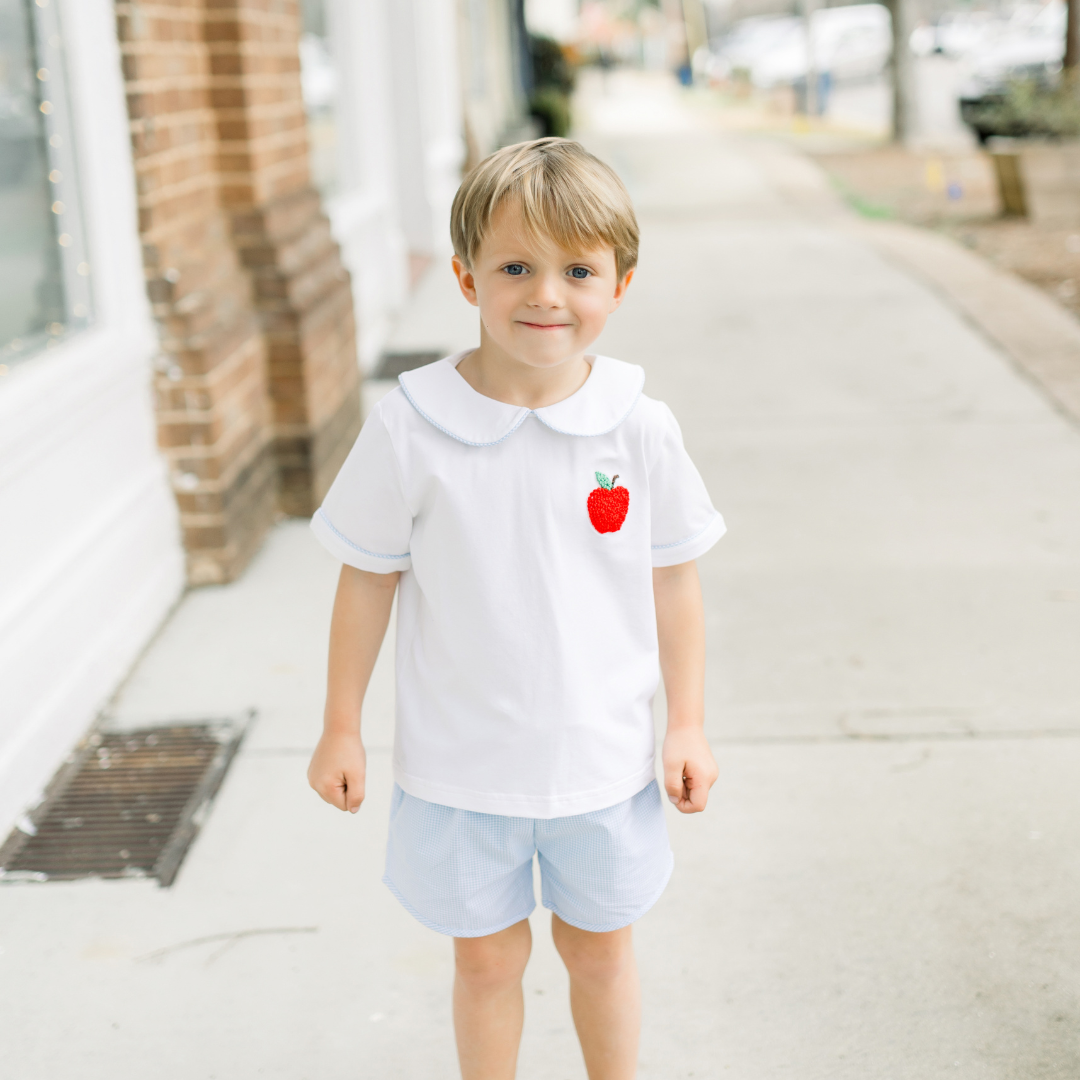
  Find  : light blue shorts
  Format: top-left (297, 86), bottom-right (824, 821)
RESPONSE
top-left (383, 780), bottom-right (674, 938)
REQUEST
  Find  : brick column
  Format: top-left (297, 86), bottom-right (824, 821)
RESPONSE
top-left (118, 0), bottom-right (277, 585)
top-left (116, 0), bottom-right (361, 583)
top-left (206, 0), bottom-right (361, 516)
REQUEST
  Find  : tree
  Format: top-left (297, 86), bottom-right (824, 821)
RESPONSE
top-left (884, 0), bottom-right (917, 142)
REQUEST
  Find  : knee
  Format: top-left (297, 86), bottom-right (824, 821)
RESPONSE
top-left (454, 922), bottom-right (531, 995)
top-left (553, 918), bottom-right (634, 985)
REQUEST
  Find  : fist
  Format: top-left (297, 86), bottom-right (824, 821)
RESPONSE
top-left (307, 731), bottom-right (366, 813)
top-left (662, 727), bottom-right (718, 814)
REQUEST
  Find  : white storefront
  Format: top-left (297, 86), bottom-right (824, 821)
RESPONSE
top-left (300, 0), bottom-right (532, 370)
top-left (300, 0), bottom-right (470, 371)
top-left (0, 0), bottom-right (185, 836)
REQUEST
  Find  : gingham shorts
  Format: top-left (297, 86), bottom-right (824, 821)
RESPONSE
top-left (383, 780), bottom-right (674, 938)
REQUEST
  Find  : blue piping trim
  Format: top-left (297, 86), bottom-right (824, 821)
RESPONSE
top-left (398, 379), bottom-right (531, 447)
top-left (651, 514), bottom-right (724, 551)
top-left (314, 509), bottom-right (410, 560)
top-left (533, 379), bottom-right (645, 438)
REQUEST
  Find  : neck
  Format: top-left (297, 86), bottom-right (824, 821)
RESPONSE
top-left (457, 325), bottom-right (592, 410)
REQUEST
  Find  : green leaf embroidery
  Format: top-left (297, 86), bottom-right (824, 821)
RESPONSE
top-left (594, 471), bottom-right (612, 489)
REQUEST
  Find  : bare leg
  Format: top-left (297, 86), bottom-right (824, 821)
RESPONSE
top-left (551, 913), bottom-right (640, 1080)
top-left (453, 919), bottom-right (532, 1080)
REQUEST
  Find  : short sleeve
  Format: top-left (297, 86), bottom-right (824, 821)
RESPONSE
top-left (648, 403), bottom-right (726, 567)
top-left (310, 405), bottom-right (413, 573)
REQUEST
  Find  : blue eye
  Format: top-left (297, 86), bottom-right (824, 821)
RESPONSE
top-left (570, 267), bottom-right (590, 279)
top-left (504, 264), bottom-right (525, 276)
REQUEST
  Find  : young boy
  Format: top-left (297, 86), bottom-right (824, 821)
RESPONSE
top-left (307, 137), bottom-right (724, 1080)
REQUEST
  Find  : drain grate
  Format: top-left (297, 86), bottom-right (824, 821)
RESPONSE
top-left (0, 719), bottom-right (246, 887)
top-left (374, 349), bottom-right (446, 380)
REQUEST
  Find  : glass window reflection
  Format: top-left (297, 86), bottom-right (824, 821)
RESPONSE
top-left (299, 0), bottom-right (339, 200)
top-left (0, 0), bottom-right (92, 369)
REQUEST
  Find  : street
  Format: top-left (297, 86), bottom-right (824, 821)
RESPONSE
top-left (3, 74), bottom-right (1080, 1079)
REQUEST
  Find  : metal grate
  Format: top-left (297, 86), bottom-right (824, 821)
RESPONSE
top-left (0, 720), bottom-right (246, 887)
top-left (374, 349), bottom-right (446, 380)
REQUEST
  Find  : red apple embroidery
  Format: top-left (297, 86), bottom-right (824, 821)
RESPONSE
top-left (588, 471), bottom-right (629, 534)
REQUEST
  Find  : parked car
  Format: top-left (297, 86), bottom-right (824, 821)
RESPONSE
top-left (705, 4), bottom-right (891, 89)
top-left (910, 11), bottom-right (1011, 60)
top-left (703, 14), bottom-right (803, 83)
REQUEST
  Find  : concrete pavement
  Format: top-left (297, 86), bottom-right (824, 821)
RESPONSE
top-left (2, 73), bottom-right (1080, 1079)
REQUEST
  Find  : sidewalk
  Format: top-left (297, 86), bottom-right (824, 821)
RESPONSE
top-left (3, 75), bottom-right (1080, 1079)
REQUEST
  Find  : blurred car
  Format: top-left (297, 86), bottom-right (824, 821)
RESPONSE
top-left (705, 4), bottom-right (891, 89)
top-left (910, 11), bottom-right (1010, 59)
top-left (958, 0), bottom-right (1066, 140)
top-left (702, 15), bottom-right (802, 83)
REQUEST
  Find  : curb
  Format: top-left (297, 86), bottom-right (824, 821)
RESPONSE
top-left (846, 218), bottom-right (1080, 426)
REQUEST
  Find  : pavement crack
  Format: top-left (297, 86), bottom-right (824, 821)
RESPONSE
top-left (135, 926), bottom-right (318, 965)
top-left (708, 729), bottom-right (1080, 746)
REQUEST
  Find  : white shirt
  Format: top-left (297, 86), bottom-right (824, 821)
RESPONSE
top-left (311, 352), bottom-right (725, 817)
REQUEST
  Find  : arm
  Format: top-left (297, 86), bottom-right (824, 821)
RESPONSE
top-left (307, 565), bottom-right (400, 813)
top-left (654, 560), bottom-right (718, 814)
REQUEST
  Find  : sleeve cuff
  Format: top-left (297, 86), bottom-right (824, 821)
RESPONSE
top-left (651, 513), bottom-right (726, 568)
top-left (310, 509), bottom-right (412, 573)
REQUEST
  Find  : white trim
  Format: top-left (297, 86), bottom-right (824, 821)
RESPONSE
top-left (0, 459), bottom-right (167, 639)
top-left (0, 491), bottom-right (183, 822)
top-left (0, 323), bottom-right (156, 482)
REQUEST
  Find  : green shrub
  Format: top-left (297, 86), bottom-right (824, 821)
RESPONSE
top-left (530, 35), bottom-right (575, 95)
top-left (529, 87), bottom-right (572, 138)
top-left (968, 77), bottom-right (1080, 140)
top-left (528, 34), bottom-right (575, 138)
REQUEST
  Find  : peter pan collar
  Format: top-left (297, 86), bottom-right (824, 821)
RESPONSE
top-left (397, 351), bottom-right (646, 447)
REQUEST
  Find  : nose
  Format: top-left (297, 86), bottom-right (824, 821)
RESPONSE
top-left (528, 271), bottom-right (564, 309)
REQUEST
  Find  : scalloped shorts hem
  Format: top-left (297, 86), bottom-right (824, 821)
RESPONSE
top-left (383, 875), bottom-right (537, 939)
top-left (542, 848), bottom-right (674, 933)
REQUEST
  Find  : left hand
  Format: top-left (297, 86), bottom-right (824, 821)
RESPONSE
top-left (662, 726), bottom-right (718, 814)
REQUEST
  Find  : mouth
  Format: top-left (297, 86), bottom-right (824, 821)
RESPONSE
top-left (517, 321), bottom-right (572, 331)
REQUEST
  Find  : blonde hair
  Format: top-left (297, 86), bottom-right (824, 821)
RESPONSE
top-left (450, 138), bottom-right (639, 279)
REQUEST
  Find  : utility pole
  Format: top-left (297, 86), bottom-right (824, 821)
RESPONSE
top-left (802, 0), bottom-right (818, 117)
top-left (885, 0), bottom-right (917, 142)
top-left (681, 0), bottom-right (709, 60)
top-left (1066, 0), bottom-right (1080, 72)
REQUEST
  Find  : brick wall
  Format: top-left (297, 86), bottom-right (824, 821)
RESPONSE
top-left (116, 0), bottom-right (360, 582)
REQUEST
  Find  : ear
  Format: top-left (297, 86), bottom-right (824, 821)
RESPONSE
top-left (609, 268), bottom-right (634, 313)
top-left (452, 255), bottom-right (479, 307)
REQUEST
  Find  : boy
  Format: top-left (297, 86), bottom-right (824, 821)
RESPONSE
top-left (308, 137), bottom-right (724, 1080)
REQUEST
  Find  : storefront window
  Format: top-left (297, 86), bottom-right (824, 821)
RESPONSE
top-left (0, 0), bottom-right (92, 369)
top-left (299, 0), bottom-right (338, 199)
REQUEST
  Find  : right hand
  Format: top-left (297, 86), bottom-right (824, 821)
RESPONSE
top-left (307, 730), bottom-right (366, 813)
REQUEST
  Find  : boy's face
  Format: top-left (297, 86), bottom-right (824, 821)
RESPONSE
top-left (452, 200), bottom-right (633, 371)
